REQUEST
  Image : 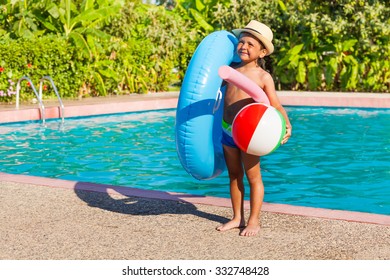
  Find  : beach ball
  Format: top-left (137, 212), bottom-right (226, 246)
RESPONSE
top-left (232, 103), bottom-right (286, 156)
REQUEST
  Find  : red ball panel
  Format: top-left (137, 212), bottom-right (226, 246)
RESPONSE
top-left (232, 103), bottom-right (269, 152)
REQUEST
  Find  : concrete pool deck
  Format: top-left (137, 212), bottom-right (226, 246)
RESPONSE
top-left (0, 91), bottom-right (389, 260)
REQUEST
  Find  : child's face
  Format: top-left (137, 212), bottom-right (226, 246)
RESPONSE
top-left (237, 32), bottom-right (267, 62)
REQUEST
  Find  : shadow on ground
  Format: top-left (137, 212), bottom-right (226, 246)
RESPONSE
top-left (74, 181), bottom-right (229, 224)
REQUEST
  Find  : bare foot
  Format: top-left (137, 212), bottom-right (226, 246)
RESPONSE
top-left (216, 219), bottom-right (245, 232)
top-left (240, 223), bottom-right (260, 237)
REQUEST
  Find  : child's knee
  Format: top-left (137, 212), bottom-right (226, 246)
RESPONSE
top-left (228, 170), bottom-right (244, 181)
top-left (246, 172), bottom-right (262, 185)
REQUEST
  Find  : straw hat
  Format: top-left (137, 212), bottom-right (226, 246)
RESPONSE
top-left (232, 20), bottom-right (274, 56)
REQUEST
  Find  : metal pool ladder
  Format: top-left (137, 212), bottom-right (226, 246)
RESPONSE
top-left (39, 76), bottom-right (65, 124)
top-left (15, 76), bottom-right (65, 125)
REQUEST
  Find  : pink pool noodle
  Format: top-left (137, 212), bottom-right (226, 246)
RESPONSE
top-left (218, 65), bottom-right (270, 105)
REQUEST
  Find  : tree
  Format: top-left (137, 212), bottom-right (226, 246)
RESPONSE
top-left (42, 0), bottom-right (122, 59)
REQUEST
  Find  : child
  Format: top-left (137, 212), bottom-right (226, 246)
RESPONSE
top-left (216, 20), bottom-right (292, 236)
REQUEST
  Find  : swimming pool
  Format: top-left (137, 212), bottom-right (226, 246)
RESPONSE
top-left (0, 107), bottom-right (389, 215)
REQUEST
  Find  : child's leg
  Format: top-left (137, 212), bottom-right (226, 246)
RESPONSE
top-left (240, 153), bottom-right (263, 236)
top-left (216, 145), bottom-right (245, 231)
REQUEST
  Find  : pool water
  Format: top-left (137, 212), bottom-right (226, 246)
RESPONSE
top-left (0, 107), bottom-right (389, 215)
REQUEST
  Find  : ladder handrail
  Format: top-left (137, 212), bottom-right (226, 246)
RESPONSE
top-left (16, 76), bottom-right (46, 124)
top-left (39, 76), bottom-right (65, 123)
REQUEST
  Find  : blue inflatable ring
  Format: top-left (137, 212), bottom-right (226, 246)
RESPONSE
top-left (175, 31), bottom-right (238, 180)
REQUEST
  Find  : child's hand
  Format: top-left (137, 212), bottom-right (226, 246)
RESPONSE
top-left (281, 126), bottom-right (292, 145)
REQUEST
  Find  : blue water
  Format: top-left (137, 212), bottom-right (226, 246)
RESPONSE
top-left (0, 107), bottom-right (389, 215)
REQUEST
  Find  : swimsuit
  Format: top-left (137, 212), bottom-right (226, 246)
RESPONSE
top-left (222, 119), bottom-right (238, 148)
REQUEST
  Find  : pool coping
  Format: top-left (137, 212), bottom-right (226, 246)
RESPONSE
top-left (1, 91), bottom-right (389, 226)
top-left (0, 91), bottom-right (389, 124)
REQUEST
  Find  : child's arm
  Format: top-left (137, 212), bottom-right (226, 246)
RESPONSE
top-left (262, 74), bottom-right (292, 144)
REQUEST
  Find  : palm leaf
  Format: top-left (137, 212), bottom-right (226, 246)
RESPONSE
top-left (70, 6), bottom-right (121, 30)
top-left (308, 63), bottom-right (319, 90)
top-left (86, 33), bottom-right (97, 58)
top-left (342, 39), bottom-right (358, 52)
top-left (35, 14), bottom-right (58, 32)
top-left (195, 0), bottom-right (206, 12)
top-left (278, 0), bottom-right (287, 12)
top-left (47, 3), bottom-right (60, 19)
top-left (82, 0), bottom-right (96, 11)
top-left (277, 55), bottom-right (290, 67)
top-left (98, 68), bottom-right (119, 80)
top-left (296, 61), bottom-right (306, 83)
top-left (189, 8), bottom-right (213, 32)
top-left (288, 44), bottom-right (304, 56)
top-left (84, 27), bottom-right (111, 40)
top-left (325, 57), bottom-right (337, 86)
top-left (69, 31), bottom-right (92, 59)
top-left (92, 71), bottom-right (107, 96)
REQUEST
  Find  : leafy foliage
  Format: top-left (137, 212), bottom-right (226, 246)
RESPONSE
top-left (0, 0), bottom-right (47, 39)
top-left (42, 0), bottom-right (121, 59)
top-left (0, 0), bottom-right (389, 104)
top-left (0, 35), bottom-right (86, 102)
top-left (174, 0), bottom-right (224, 35)
top-left (104, 1), bottom-right (199, 93)
top-left (213, 0), bottom-right (389, 92)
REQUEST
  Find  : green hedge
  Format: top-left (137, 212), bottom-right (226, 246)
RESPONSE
top-left (0, 36), bottom-right (87, 102)
top-left (0, 1), bottom-right (199, 103)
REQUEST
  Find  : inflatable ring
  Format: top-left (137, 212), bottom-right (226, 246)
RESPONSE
top-left (175, 31), bottom-right (237, 180)
top-left (175, 31), bottom-right (271, 180)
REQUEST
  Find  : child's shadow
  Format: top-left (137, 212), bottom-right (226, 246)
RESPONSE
top-left (74, 181), bottom-right (229, 224)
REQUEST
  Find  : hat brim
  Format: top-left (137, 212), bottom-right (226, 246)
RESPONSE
top-left (232, 28), bottom-right (274, 56)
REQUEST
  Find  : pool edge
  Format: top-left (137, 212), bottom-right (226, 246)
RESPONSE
top-left (1, 172), bottom-right (389, 226)
top-left (1, 91), bottom-right (389, 124)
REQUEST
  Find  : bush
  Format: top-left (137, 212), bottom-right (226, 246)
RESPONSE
top-left (0, 35), bottom-right (87, 103)
top-left (212, 0), bottom-right (390, 92)
top-left (105, 2), bottom-right (199, 93)
top-left (1, 1), bottom-right (198, 103)
top-left (1, 0), bottom-right (388, 102)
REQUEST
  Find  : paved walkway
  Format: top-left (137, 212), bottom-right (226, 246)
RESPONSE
top-left (0, 179), bottom-right (389, 260)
